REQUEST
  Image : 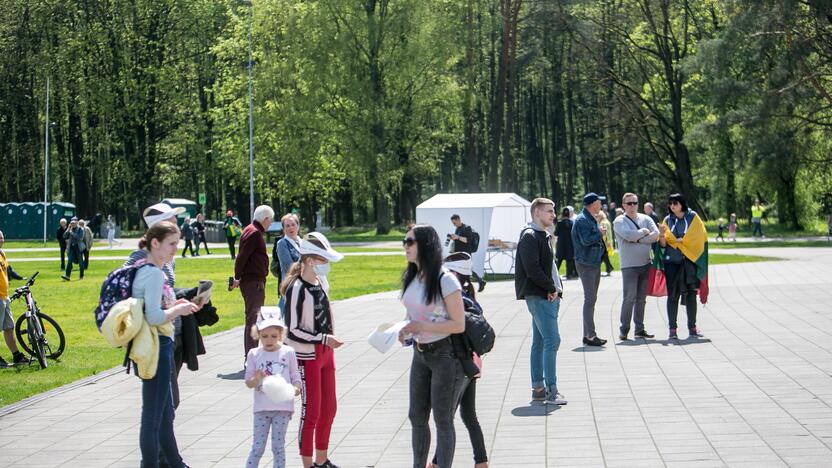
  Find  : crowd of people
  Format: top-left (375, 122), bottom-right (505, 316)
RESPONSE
top-left (1, 190), bottom-right (716, 467)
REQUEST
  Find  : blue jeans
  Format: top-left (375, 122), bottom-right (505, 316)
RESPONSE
top-left (526, 296), bottom-right (561, 391)
top-left (140, 336), bottom-right (185, 468)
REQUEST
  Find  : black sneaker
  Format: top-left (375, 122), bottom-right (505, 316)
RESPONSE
top-left (583, 336), bottom-right (607, 346)
top-left (531, 387), bottom-right (546, 401)
top-left (478, 280), bottom-right (487, 293)
top-left (669, 328), bottom-right (678, 339)
top-left (688, 328), bottom-right (704, 338)
top-left (634, 330), bottom-right (655, 339)
top-left (313, 460), bottom-right (340, 468)
top-left (0, 357), bottom-right (8, 368)
top-left (12, 351), bottom-right (27, 365)
top-left (61, 275), bottom-right (70, 281)
top-left (619, 334), bottom-right (629, 341)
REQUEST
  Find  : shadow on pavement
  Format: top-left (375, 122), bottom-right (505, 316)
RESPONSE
top-left (511, 403), bottom-right (561, 417)
top-left (571, 346), bottom-right (604, 352)
top-left (658, 338), bottom-right (713, 346)
top-left (217, 369), bottom-right (245, 380)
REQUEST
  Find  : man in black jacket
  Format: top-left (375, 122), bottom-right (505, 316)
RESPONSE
top-left (515, 198), bottom-right (567, 406)
top-left (450, 214), bottom-right (487, 292)
top-left (56, 218), bottom-right (67, 270)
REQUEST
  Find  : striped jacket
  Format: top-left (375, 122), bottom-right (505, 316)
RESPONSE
top-left (283, 277), bottom-right (333, 360)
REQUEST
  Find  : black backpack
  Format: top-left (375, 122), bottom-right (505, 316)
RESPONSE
top-left (461, 294), bottom-right (495, 355)
top-left (468, 231), bottom-right (480, 252)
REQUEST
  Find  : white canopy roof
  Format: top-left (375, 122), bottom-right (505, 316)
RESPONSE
top-left (417, 193), bottom-right (531, 210)
top-left (416, 193), bottom-right (532, 275)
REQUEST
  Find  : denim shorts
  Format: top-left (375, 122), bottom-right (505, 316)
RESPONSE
top-left (0, 298), bottom-right (14, 331)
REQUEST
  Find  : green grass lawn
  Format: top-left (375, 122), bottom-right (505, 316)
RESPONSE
top-left (324, 227), bottom-right (407, 243)
top-left (0, 253), bottom-right (405, 407)
top-left (3, 245), bottom-right (401, 259)
top-left (708, 240), bottom-right (831, 249)
top-left (701, 218), bottom-right (828, 238)
top-left (0, 248), bottom-right (777, 407)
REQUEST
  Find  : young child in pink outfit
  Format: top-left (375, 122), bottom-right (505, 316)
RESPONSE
top-left (245, 316), bottom-right (302, 468)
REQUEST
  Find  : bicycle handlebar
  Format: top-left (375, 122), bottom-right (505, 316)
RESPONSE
top-left (10, 271), bottom-right (39, 301)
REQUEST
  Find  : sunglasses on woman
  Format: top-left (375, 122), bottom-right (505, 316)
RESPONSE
top-left (402, 237), bottom-right (416, 247)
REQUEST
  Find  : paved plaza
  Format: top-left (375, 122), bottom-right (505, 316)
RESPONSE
top-left (1, 247), bottom-right (831, 467)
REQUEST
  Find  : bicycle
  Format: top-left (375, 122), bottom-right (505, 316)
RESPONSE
top-left (10, 272), bottom-right (66, 369)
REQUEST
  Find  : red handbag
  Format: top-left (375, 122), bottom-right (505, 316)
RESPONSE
top-left (646, 266), bottom-right (667, 297)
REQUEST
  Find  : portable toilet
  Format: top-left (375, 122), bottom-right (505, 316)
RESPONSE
top-left (161, 198), bottom-right (198, 225)
top-left (47, 202), bottom-right (76, 239)
top-left (0, 203), bottom-right (8, 238)
top-left (2, 203), bottom-right (22, 239)
top-left (19, 202), bottom-right (39, 238)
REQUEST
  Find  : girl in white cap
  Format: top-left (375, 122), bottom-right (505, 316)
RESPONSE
top-left (245, 315), bottom-right (302, 468)
top-left (281, 233), bottom-right (344, 468)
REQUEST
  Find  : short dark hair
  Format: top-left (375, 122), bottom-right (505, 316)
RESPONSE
top-left (667, 193), bottom-right (689, 212)
top-left (450, 214), bottom-right (461, 221)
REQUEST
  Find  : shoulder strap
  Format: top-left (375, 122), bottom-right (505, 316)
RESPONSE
top-left (625, 214), bottom-right (641, 230)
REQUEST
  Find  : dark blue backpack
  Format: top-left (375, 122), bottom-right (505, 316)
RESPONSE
top-left (94, 260), bottom-right (152, 330)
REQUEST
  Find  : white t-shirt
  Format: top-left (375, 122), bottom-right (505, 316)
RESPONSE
top-left (401, 267), bottom-right (461, 344)
top-left (245, 345), bottom-right (302, 413)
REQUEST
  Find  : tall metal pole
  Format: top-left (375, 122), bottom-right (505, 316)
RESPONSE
top-left (247, 4), bottom-right (255, 220)
top-left (43, 77), bottom-right (50, 246)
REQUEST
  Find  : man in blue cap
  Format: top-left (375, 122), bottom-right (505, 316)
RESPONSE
top-left (571, 193), bottom-right (608, 346)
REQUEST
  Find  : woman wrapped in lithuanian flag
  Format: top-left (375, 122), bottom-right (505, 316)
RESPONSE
top-left (656, 193), bottom-right (708, 340)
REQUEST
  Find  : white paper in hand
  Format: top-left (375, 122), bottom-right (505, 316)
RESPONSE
top-left (368, 320), bottom-right (409, 353)
top-left (261, 375), bottom-right (295, 405)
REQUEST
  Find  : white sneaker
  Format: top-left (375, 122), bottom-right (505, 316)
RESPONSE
top-left (545, 390), bottom-right (567, 405)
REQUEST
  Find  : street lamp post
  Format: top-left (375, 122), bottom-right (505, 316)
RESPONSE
top-left (43, 77), bottom-right (50, 246)
top-left (246, 1), bottom-right (255, 220)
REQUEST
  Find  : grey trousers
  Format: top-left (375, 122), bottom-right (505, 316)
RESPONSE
top-left (576, 262), bottom-right (601, 338)
top-left (620, 264), bottom-right (650, 335)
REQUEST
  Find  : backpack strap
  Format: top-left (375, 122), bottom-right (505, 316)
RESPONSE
top-left (123, 339), bottom-right (133, 375)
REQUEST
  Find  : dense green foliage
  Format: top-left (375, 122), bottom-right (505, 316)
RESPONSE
top-left (1, 0), bottom-right (830, 231)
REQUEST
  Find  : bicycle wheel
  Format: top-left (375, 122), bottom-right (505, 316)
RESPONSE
top-left (16, 312), bottom-right (65, 360)
top-left (35, 313), bottom-right (65, 359)
top-left (27, 315), bottom-right (47, 369)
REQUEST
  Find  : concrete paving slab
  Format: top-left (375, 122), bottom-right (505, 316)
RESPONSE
top-left (1, 247), bottom-right (832, 467)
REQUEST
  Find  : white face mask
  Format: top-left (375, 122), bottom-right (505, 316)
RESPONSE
top-left (314, 262), bottom-right (330, 277)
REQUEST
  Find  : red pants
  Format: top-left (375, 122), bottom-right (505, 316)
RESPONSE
top-left (298, 344), bottom-right (337, 457)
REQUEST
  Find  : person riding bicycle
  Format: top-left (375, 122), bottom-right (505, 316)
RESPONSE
top-left (0, 230), bottom-right (26, 368)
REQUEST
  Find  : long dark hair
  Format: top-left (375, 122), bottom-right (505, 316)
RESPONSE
top-left (401, 225), bottom-right (444, 305)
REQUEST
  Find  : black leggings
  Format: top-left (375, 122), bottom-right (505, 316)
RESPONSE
top-left (432, 378), bottom-right (487, 465)
top-left (601, 249), bottom-right (614, 273)
top-left (226, 236), bottom-right (236, 259)
top-left (665, 260), bottom-right (698, 330)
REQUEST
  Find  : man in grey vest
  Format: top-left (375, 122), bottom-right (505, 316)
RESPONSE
top-left (613, 193), bottom-right (659, 340)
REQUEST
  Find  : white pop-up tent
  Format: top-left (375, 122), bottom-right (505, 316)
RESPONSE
top-left (415, 193), bottom-right (532, 275)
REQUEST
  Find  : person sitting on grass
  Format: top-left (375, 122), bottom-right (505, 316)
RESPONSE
top-left (0, 230), bottom-right (26, 368)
